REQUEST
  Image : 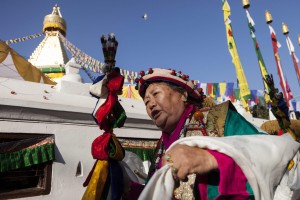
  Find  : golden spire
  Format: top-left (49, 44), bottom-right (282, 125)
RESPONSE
top-left (282, 22), bottom-right (289, 35)
top-left (242, 0), bottom-right (250, 9)
top-left (265, 10), bottom-right (272, 24)
top-left (43, 4), bottom-right (67, 36)
top-left (298, 35), bottom-right (300, 46)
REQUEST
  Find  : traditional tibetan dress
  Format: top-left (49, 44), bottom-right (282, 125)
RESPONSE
top-left (147, 100), bottom-right (266, 200)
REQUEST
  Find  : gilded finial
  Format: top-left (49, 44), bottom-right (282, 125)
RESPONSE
top-left (242, 0), bottom-right (250, 9)
top-left (43, 4), bottom-right (67, 36)
top-left (298, 35), bottom-right (300, 46)
top-left (265, 10), bottom-right (272, 24)
top-left (282, 22), bottom-right (289, 35)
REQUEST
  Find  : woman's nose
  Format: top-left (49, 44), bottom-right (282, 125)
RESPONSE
top-left (150, 104), bottom-right (155, 110)
top-left (148, 100), bottom-right (156, 110)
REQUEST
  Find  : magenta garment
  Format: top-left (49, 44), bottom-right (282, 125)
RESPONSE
top-left (198, 150), bottom-right (250, 200)
top-left (158, 104), bottom-right (194, 168)
top-left (127, 181), bottom-right (145, 200)
top-left (128, 104), bottom-right (251, 200)
top-left (126, 105), bottom-right (194, 200)
top-left (162, 103), bottom-right (194, 146)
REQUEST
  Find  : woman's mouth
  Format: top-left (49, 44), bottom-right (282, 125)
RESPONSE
top-left (151, 110), bottom-right (161, 119)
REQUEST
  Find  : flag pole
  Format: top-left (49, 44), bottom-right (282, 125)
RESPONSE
top-left (282, 22), bottom-right (300, 86)
top-left (265, 11), bottom-right (292, 108)
top-left (222, 0), bottom-right (252, 112)
top-left (242, 0), bottom-right (270, 93)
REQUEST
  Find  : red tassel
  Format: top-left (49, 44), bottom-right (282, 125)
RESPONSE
top-left (92, 132), bottom-right (112, 160)
top-left (94, 70), bottom-right (125, 131)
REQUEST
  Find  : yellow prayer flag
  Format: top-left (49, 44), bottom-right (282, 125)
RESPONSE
top-left (223, 0), bottom-right (251, 111)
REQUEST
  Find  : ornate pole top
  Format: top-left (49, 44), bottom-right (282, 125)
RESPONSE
top-left (282, 22), bottom-right (289, 35)
top-left (298, 35), bottom-right (300, 46)
top-left (265, 10), bottom-right (273, 24)
top-left (100, 33), bottom-right (118, 74)
top-left (242, 0), bottom-right (250, 9)
top-left (43, 4), bottom-right (67, 36)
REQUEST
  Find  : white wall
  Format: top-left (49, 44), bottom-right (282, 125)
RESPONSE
top-left (1, 116), bottom-right (160, 200)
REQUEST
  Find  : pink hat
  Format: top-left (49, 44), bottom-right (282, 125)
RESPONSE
top-left (135, 68), bottom-right (204, 101)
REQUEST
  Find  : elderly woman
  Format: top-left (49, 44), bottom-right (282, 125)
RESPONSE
top-left (129, 68), bottom-right (300, 200)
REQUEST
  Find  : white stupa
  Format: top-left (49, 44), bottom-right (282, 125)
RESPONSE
top-left (28, 4), bottom-right (69, 82)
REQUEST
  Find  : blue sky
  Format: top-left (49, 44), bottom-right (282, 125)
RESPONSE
top-left (2, 0), bottom-right (300, 98)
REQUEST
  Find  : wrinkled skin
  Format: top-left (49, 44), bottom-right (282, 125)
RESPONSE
top-left (162, 144), bottom-right (218, 181)
top-left (144, 82), bottom-right (218, 181)
top-left (143, 82), bottom-right (187, 133)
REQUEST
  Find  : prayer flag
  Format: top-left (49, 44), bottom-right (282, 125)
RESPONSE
top-left (268, 25), bottom-right (291, 107)
top-left (225, 82), bottom-right (234, 97)
top-left (213, 83), bottom-right (220, 99)
top-left (200, 83), bottom-right (207, 95)
top-left (286, 36), bottom-right (300, 86)
top-left (250, 90), bottom-right (258, 103)
top-left (223, 0), bottom-right (251, 111)
top-left (245, 9), bottom-right (270, 92)
top-left (234, 88), bottom-right (240, 101)
top-left (219, 82), bottom-right (226, 97)
top-left (285, 77), bottom-right (293, 100)
top-left (207, 83), bottom-right (213, 97)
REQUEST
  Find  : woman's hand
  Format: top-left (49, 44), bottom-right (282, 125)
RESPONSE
top-left (162, 144), bottom-right (218, 181)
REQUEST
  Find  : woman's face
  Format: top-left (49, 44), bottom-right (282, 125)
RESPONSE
top-left (143, 82), bottom-right (186, 133)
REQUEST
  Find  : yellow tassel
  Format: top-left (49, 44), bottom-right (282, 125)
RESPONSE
top-left (82, 160), bottom-right (109, 200)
